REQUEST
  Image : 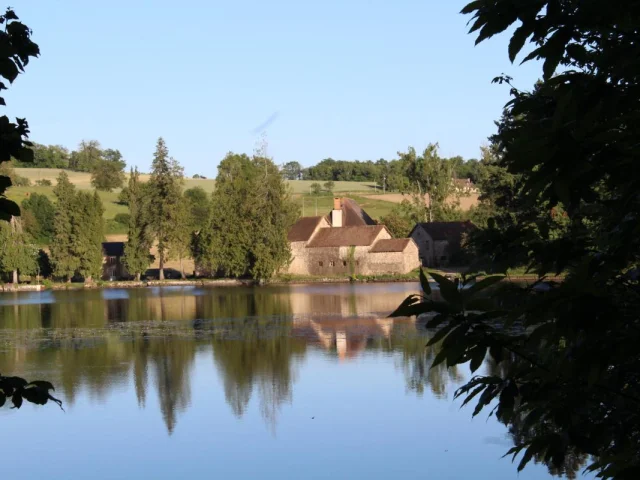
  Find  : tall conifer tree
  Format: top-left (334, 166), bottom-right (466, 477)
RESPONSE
top-left (124, 168), bottom-right (152, 280)
top-left (146, 138), bottom-right (183, 280)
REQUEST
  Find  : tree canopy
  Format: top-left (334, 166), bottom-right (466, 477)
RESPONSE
top-left (194, 152), bottom-right (299, 280)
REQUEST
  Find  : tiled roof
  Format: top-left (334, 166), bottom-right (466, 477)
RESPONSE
top-left (102, 242), bottom-right (125, 257)
top-left (333, 198), bottom-right (377, 227)
top-left (414, 221), bottom-right (476, 241)
top-left (288, 216), bottom-right (327, 242)
top-left (306, 225), bottom-right (385, 248)
top-left (370, 238), bottom-right (412, 253)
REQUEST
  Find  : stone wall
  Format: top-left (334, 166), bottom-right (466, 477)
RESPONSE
top-left (411, 227), bottom-right (434, 266)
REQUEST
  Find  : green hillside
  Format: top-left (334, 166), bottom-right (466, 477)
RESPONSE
top-left (8, 169), bottom-right (390, 234)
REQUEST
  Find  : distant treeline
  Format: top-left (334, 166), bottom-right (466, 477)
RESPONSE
top-left (283, 156), bottom-right (483, 186)
top-left (14, 140), bottom-right (125, 173)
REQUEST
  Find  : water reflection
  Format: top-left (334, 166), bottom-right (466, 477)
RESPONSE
top-left (0, 284), bottom-right (466, 432)
top-left (0, 284), bottom-right (586, 479)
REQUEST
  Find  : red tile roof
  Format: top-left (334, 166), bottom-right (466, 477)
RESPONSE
top-left (288, 216), bottom-right (327, 242)
top-left (306, 225), bottom-right (385, 248)
top-left (331, 198), bottom-right (377, 227)
top-left (370, 238), bottom-right (412, 253)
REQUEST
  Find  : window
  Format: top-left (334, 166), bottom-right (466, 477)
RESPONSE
top-left (343, 261), bottom-right (347, 267)
top-left (329, 261), bottom-right (335, 267)
top-left (319, 261), bottom-right (324, 267)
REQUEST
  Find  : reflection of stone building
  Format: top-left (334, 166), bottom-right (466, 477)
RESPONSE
top-left (286, 198), bottom-right (420, 276)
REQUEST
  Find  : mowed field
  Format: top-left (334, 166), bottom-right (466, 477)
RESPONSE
top-left (361, 192), bottom-right (480, 210)
top-left (13, 168), bottom-right (378, 194)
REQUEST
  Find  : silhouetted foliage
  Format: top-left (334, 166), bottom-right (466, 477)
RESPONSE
top-left (392, 0), bottom-right (640, 477)
top-left (0, 374), bottom-right (62, 410)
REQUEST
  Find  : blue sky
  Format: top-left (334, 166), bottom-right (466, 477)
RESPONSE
top-left (6, 1), bottom-right (540, 177)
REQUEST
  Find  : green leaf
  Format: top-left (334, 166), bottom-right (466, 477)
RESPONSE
top-left (28, 380), bottom-right (55, 391)
top-left (388, 294), bottom-right (420, 317)
top-left (464, 275), bottom-right (505, 299)
top-left (11, 392), bottom-right (22, 409)
top-left (428, 271), bottom-right (462, 306)
top-left (426, 323), bottom-right (454, 346)
top-left (0, 175), bottom-right (11, 190)
top-left (0, 198), bottom-right (20, 217)
top-left (469, 346), bottom-right (486, 373)
top-left (419, 268), bottom-right (431, 295)
top-left (460, 1), bottom-right (484, 15)
top-left (460, 385), bottom-right (485, 408)
top-left (425, 313), bottom-right (449, 329)
top-left (430, 348), bottom-right (449, 368)
top-left (508, 25), bottom-right (530, 63)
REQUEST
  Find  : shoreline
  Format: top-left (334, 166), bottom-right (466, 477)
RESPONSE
top-left (0, 273), bottom-right (563, 293)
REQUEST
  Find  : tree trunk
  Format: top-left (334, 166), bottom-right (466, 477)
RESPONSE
top-left (180, 256), bottom-right (185, 279)
top-left (86, 275), bottom-right (92, 284)
top-left (135, 272), bottom-right (141, 281)
top-left (12, 269), bottom-right (18, 284)
top-left (159, 254), bottom-right (165, 280)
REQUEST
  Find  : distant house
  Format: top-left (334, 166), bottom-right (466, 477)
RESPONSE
top-left (102, 242), bottom-right (128, 280)
top-left (453, 178), bottom-right (479, 194)
top-left (285, 198), bottom-right (420, 276)
top-left (410, 221), bottom-right (476, 267)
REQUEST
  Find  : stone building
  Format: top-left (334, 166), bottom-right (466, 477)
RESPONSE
top-left (102, 242), bottom-right (128, 280)
top-left (410, 221), bottom-right (476, 267)
top-left (285, 198), bottom-right (420, 276)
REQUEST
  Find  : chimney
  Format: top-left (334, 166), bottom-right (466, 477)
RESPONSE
top-left (332, 198), bottom-right (343, 227)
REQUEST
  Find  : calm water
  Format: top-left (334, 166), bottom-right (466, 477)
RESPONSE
top-left (0, 283), bottom-right (585, 479)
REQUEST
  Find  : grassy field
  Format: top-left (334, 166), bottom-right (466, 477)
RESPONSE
top-left (293, 193), bottom-right (395, 220)
top-left (13, 168), bottom-right (378, 194)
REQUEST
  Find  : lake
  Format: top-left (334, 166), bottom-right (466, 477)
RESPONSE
top-left (0, 283), bottom-right (586, 479)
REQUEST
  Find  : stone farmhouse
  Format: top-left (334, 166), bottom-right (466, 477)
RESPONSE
top-left (410, 221), bottom-right (476, 267)
top-left (286, 198), bottom-right (420, 276)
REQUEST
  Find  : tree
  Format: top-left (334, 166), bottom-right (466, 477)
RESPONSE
top-left (91, 157), bottom-right (125, 191)
top-left (0, 216), bottom-right (38, 283)
top-left (13, 143), bottom-right (70, 168)
top-left (379, 200), bottom-right (421, 238)
top-left (0, 8), bottom-right (39, 222)
top-left (196, 152), bottom-right (298, 280)
top-left (50, 172), bottom-right (79, 281)
top-left (393, 1), bottom-right (640, 477)
top-left (399, 143), bottom-right (459, 222)
top-left (310, 183), bottom-right (322, 196)
top-left (146, 138), bottom-right (184, 280)
top-left (21, 192), bottom-right (55, 244)
top-left (184, 186), bottom-right (210, 233)
top-left (282, 161), bottom-right (302, 180)
top-left (124, 168), bottom-right (152, 280)
top-left (323, 180), bottom-right (335, 194)
top-left (73, 190), bottom-right (104, 282)
top-left (167, 194), bottom-right (191, 279)
top-left (69, 140), bottom-right (102, 172)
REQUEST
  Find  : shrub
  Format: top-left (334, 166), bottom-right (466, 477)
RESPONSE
top-left (114, 213), bottom-right (131, 225)
top-left (35, 179), bottom-right (52, 186)
top-left (12, 175), bottom-right (31, 186)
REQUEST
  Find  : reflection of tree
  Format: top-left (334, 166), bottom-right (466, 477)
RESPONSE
top-left (210, 318), bottom-right (306, 431)
top-left (484, 357), bottom-right (589, 478)
top-left (398, 335), bottom-right (463, 398)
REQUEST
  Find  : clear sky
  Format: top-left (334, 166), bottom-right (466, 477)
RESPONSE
top-left (6, 0), bottom-right (540, 177)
